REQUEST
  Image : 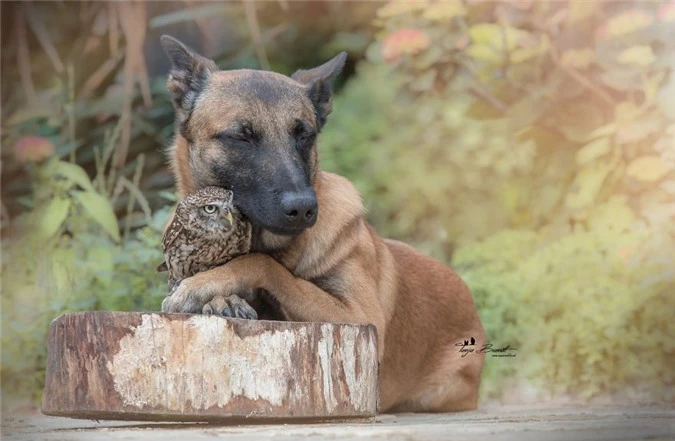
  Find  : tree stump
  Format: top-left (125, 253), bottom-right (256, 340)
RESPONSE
top-left (41, 312), bottom-right (379, 422)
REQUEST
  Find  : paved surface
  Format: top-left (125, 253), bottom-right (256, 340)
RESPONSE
top-left (2, 405), bottom-right (673, 441)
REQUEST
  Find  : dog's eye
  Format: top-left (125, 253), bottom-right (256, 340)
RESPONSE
top-left (203, 204), bottom-right (218, 214)
top-left (299, 132), bottom-right (315, 141)
top-left (241, 126), bottom-right (255, 140)
top-left (294, 120), bottom-right (316, 145)
top-left (296, 130), bottom-right (316, 145)
top-left (215, 126), bottom-right (258, 145)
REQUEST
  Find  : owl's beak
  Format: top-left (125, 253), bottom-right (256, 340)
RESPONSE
top-left (224, 211), bottom-right (233, 225)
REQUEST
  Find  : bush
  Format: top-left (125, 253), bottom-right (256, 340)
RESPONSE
top-left (320, 0), bottom-right (675, 401)
top-left (1, 155), bottom-right (170, 408)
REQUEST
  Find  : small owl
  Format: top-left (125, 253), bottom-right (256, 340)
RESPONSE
top-left (158, 186), bottom-right (252, 286)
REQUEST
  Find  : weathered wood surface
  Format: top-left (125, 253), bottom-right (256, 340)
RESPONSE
top-left (9, 406), bottom-right (675, 441)
top-left (41, 312), bottom-right (379, 422)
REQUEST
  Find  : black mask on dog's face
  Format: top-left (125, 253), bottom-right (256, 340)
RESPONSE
top-left (161, 35), bottom-right (346, 236)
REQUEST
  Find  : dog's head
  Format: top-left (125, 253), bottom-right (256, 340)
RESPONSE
top-left (161, 35), bottom-right (345, 238)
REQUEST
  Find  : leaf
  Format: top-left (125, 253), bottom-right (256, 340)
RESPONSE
top-left (569, 1), bottom-right (598, 22)
top-left (149, 4), bottom-right (233, 28)
top-left (565, 162), bottom-right (613, 211)
top-left (588, 196), bottom-right (635, 232)
top-left (409, 69), bottom-right (437, 92)
top-left (377, 1), bottom-right (425, 19)
top-left (554, 101), bottom-right (605, 143)
top-left (468, 24), bottom-right (530, 64)
top-left (560, 48), bottom-right (595, 69)
top-left (72, 190), bottom-right (121, 242)
top-left (616, 119), bottom-right (661, 144)
top-left (88, 246), bottom-right (114, 285)
top-left (576, 137), bottom-right (611, 165)
top-left (470, 24), bottom-right (513, 48)
top-left (659, 2), bottom-right (675, 22)
top-left (422, 2), bottom-right (466, 21)
top-left (617, 45), bottom-right (656, 67)
top-left (511, 41), bottom-right (548, 64)
top-left (626, 156), bottom-right (672, 182)
top-left (658, 76), bottom-right (675, 119)
top-left (54, 161), bottom-right (95, 192)
top-left (36, 198), bottom-right (71, 239)
top-left (5, 106), bottom-right (53, 126)
top-left (604, 10), bottom-right (654, 37)
top-left (466, 44), bottom-right (502, 63)
top-left (381, 29), bottom-right (431, 62)
top-left (587, 123), bottom-right (617, 141)
top-left (158, 190), bottom-right (178, 202)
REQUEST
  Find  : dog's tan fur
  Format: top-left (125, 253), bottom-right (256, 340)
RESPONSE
top-left (160, 36), bottom-right (485, 412)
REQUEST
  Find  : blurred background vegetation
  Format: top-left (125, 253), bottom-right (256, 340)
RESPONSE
top-left (1, 0), bottom-right (674, 411)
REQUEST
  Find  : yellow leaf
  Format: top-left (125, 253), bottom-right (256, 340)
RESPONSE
top-left (72, 190), bottom-right (121, 242)
top-left (468, 23), bottom-right (501, 45)
top-left (614, 101), bottom-right (643, 123)
top-left (605, 10), bottom-right (654, 37)
top-left (469, 23), bottom-right (527, 51)
top-left (377, 0), bottom-right (426, 18)
top-left (616, 119), bottom-right (661, 144)
top-left (511, 36), bottom-right (549, 63)
top-left (569, 1), bottom-right (598, 22)
top-left (565, 162), bottom-right (612, 211)
top-left (587, 196), bottom-right (635, 232)
top-left (422, 2), bottom-right (466, 21)
top-left (626, 155), bottom-right (672, 182)
top-left (36, 198), bottom-right (71, 239)
top-left (576, 137), bottom-right (611, 165)
top-left (466, 44), bottom-right (502, 63)
top-left (617, 45), bottom-right (656, 67)
top-left (560, 48), bottom-right (595, 69)
top-left (587, 123), bottom-right (617, 141)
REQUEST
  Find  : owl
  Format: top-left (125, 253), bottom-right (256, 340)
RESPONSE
top-left (158, 186), bottom-right (252, 287)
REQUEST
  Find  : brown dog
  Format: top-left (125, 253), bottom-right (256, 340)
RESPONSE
top-left (159, 35), bottom-right (486, 412)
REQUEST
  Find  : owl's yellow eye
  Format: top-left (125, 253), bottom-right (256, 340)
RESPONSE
top-left (203, 204), bottom-right (217, 214)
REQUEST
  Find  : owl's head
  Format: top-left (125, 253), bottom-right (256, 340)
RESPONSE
top-left (177, 186), bottom-right (238, 237)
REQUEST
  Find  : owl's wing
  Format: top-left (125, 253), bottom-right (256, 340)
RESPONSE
top-left (161, 218), bottom-right (184, 253)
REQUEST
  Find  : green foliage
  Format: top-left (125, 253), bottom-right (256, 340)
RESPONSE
top-left (3, 0), bottom-right (674, 408)
top-left (320, 0), bottom-right (675, 401)
top-left (0, 1), bottom-right (381, 409)
top-left (1, 155), bottom-right (170, 408)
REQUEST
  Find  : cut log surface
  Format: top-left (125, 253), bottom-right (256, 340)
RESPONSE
top-left (42, 312), bottom-right (379, 423)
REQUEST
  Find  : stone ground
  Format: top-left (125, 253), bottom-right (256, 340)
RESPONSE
top-left (2, 405), bottom-right (673, 441)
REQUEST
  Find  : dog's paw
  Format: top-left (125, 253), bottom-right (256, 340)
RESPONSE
top-left (161, 274), bottom-right (223, 313)
top-left (202, 295), bottom-right (258, 320)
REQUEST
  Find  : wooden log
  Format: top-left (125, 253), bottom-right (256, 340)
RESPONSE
top-left (41, 312), bottom-right (379, 423)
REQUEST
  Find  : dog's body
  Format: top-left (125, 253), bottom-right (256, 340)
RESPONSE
top-left (159, 36), bottom-right (486, 412)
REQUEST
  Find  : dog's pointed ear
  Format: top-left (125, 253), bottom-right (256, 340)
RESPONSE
top-left (161, 35), bottom-right (217, 118)
top-left (292, 52), bottom-right (347, 128)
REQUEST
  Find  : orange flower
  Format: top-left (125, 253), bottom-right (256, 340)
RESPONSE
top-left (381, 28), bottom-right (431, 62)
top-left (14, 136), bottom-right (55, 163)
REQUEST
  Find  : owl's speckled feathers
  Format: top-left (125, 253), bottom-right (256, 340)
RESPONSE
top-left (159, 186), bottom-right (252, 285)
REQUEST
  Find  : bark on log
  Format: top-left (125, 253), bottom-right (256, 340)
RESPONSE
top-left (41, 312), bottom-right (379, 422)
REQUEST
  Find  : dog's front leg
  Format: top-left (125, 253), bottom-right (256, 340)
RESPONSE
top-left (161, 253), bottom-right (384, 343)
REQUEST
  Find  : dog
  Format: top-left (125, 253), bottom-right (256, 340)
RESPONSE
top-left (159, 35), bottom-right (486, 412)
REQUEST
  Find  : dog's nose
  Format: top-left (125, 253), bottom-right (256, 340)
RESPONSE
top-left (280, 190), bottom-right (318, 228)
